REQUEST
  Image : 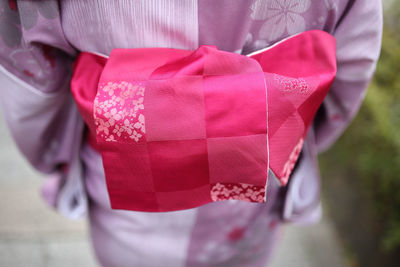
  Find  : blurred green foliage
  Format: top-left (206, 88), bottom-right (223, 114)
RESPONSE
top-left (363, 6), bottom-right (400, 251)
top-left (319, 2), bottom-right (400, 266)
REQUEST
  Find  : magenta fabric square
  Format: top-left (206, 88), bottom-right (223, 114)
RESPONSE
top-left (156, 185), bottom-right (212, 211)
top-left (207, 134), bottom-right (267, 186)
top-left (269, 113), bottom-right (305, 152)
top-left (269, 113), bottom-right (304, 181)
top-left (203, 72), bottom-right (267, 138)
top-left (147, 139), bottom-right (210, 192)
top-left (266, 80), bottom-right (297, 139)
top-left (110, 190), bottom-right (159, 212)
top-left (144, 76), bottom-right (206, 141)
top-left (100, 143), bottom-right (154, 192)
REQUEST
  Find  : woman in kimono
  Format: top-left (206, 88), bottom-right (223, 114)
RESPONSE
top-left (0, 1), bottom-right (382, 266)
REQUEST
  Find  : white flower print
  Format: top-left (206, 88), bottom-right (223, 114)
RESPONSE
top-left (96, 118), bottom-right (110, 135)
top-left (274, 74), bottom-right (312, 94)
top-left (130, 130), bottom-right (142, 142)
top-left (281, 137), bottom-right (304, 184)
top-left (210, 183), bottom-right (265, 202)
top-left (103, 82), bottom-right (117, 96)
top-left (112, 124), bottom-right (125, 137)
top-left (133, 114), bottom-right (145, 133)
top-left (250, 0), bottom-right (311, 42)
top-left (104, 108), bottom-right (122, 121)
top-left (106, 134), bottom-right (116, 142)
top-left (137, 86), bottom-right (145, 97)
top-left (94, 81), bottom-right (146, 142)
top-left (133, 97), bottom-right (144, 112)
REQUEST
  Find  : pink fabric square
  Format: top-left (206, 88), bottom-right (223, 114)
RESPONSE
top-left (203, 72), bottom-right (267, 138)
top-left (156, 185), bottom-right (212, 211)
top-left (100, 143), bottom-right (154, 192)
top-left (202, 47), bottom-right (262, 76)
top-left (144, 76), bottom-right (206, 141)
top-left (147, 139), bottom-right (210, 192)
top-left (102, 48), bottom-right (192, 81)
top-left (207, 134), bottom-right (267, 186)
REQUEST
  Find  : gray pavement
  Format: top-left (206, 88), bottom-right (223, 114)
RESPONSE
top-left (0, 110), bottom-right (347, 267)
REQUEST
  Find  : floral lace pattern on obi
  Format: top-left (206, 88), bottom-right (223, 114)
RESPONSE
top-left (210, 182), bottom-right (266, 203)
top-left (94, 81), bottom-right (146, 142)
top-left (281, 138), bottom-right (304, 184)
top-left (274, 74), bottom-right (311, 94)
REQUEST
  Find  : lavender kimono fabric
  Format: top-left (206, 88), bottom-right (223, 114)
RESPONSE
top-left (0, 0), bottom-right (88, 218)
top-left (71, 30), bottom-right (336, 212)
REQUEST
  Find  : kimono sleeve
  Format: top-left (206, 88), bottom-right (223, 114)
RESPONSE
top-left (313, 0), bottom-right (383, 152)
top-left (0, 0), bottom-right (80, 174)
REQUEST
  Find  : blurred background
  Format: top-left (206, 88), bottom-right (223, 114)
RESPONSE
top-left (0, 1), bottom-right (399, 267)
top-left (318, 1), bottom-right (400, 266)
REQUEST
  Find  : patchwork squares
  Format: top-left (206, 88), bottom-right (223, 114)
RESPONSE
top-left (71, 30), bottom-right (336, 212)
top-left (100, 142), bottom-right (154, 192)
top-left (207, 134), bottom-right (267, 186)
top-left (147, 139), bottom-right (210, 192)
top-left (156, 185), bottom-right (212, 211)
top-left (144, 76), bottom-right (206, 141)
top-left (203, 72), bottom-right (267, 138)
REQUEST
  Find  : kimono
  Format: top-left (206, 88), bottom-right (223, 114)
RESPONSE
top-left (0, 1), bottom-right (382, 267)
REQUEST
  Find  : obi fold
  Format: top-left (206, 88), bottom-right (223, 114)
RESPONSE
top-left (70, 30), bottom-right (336, 212)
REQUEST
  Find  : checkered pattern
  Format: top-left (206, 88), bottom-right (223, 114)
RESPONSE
top-left (71, 30), bottom-right (336, 212)
top-left (95, 46), bottom-right (268, 212)
top-left (266, 74), bottom-right (322, 184)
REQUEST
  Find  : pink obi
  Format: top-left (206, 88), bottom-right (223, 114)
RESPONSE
top-left (70, 30), bottom-right (336, 212)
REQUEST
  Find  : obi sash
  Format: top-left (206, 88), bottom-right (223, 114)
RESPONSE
top-left (70, 30), bottom-right (336, 212)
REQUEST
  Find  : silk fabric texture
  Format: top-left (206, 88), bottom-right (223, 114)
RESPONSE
top-left (71, 30), bottom-right (336, 212)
